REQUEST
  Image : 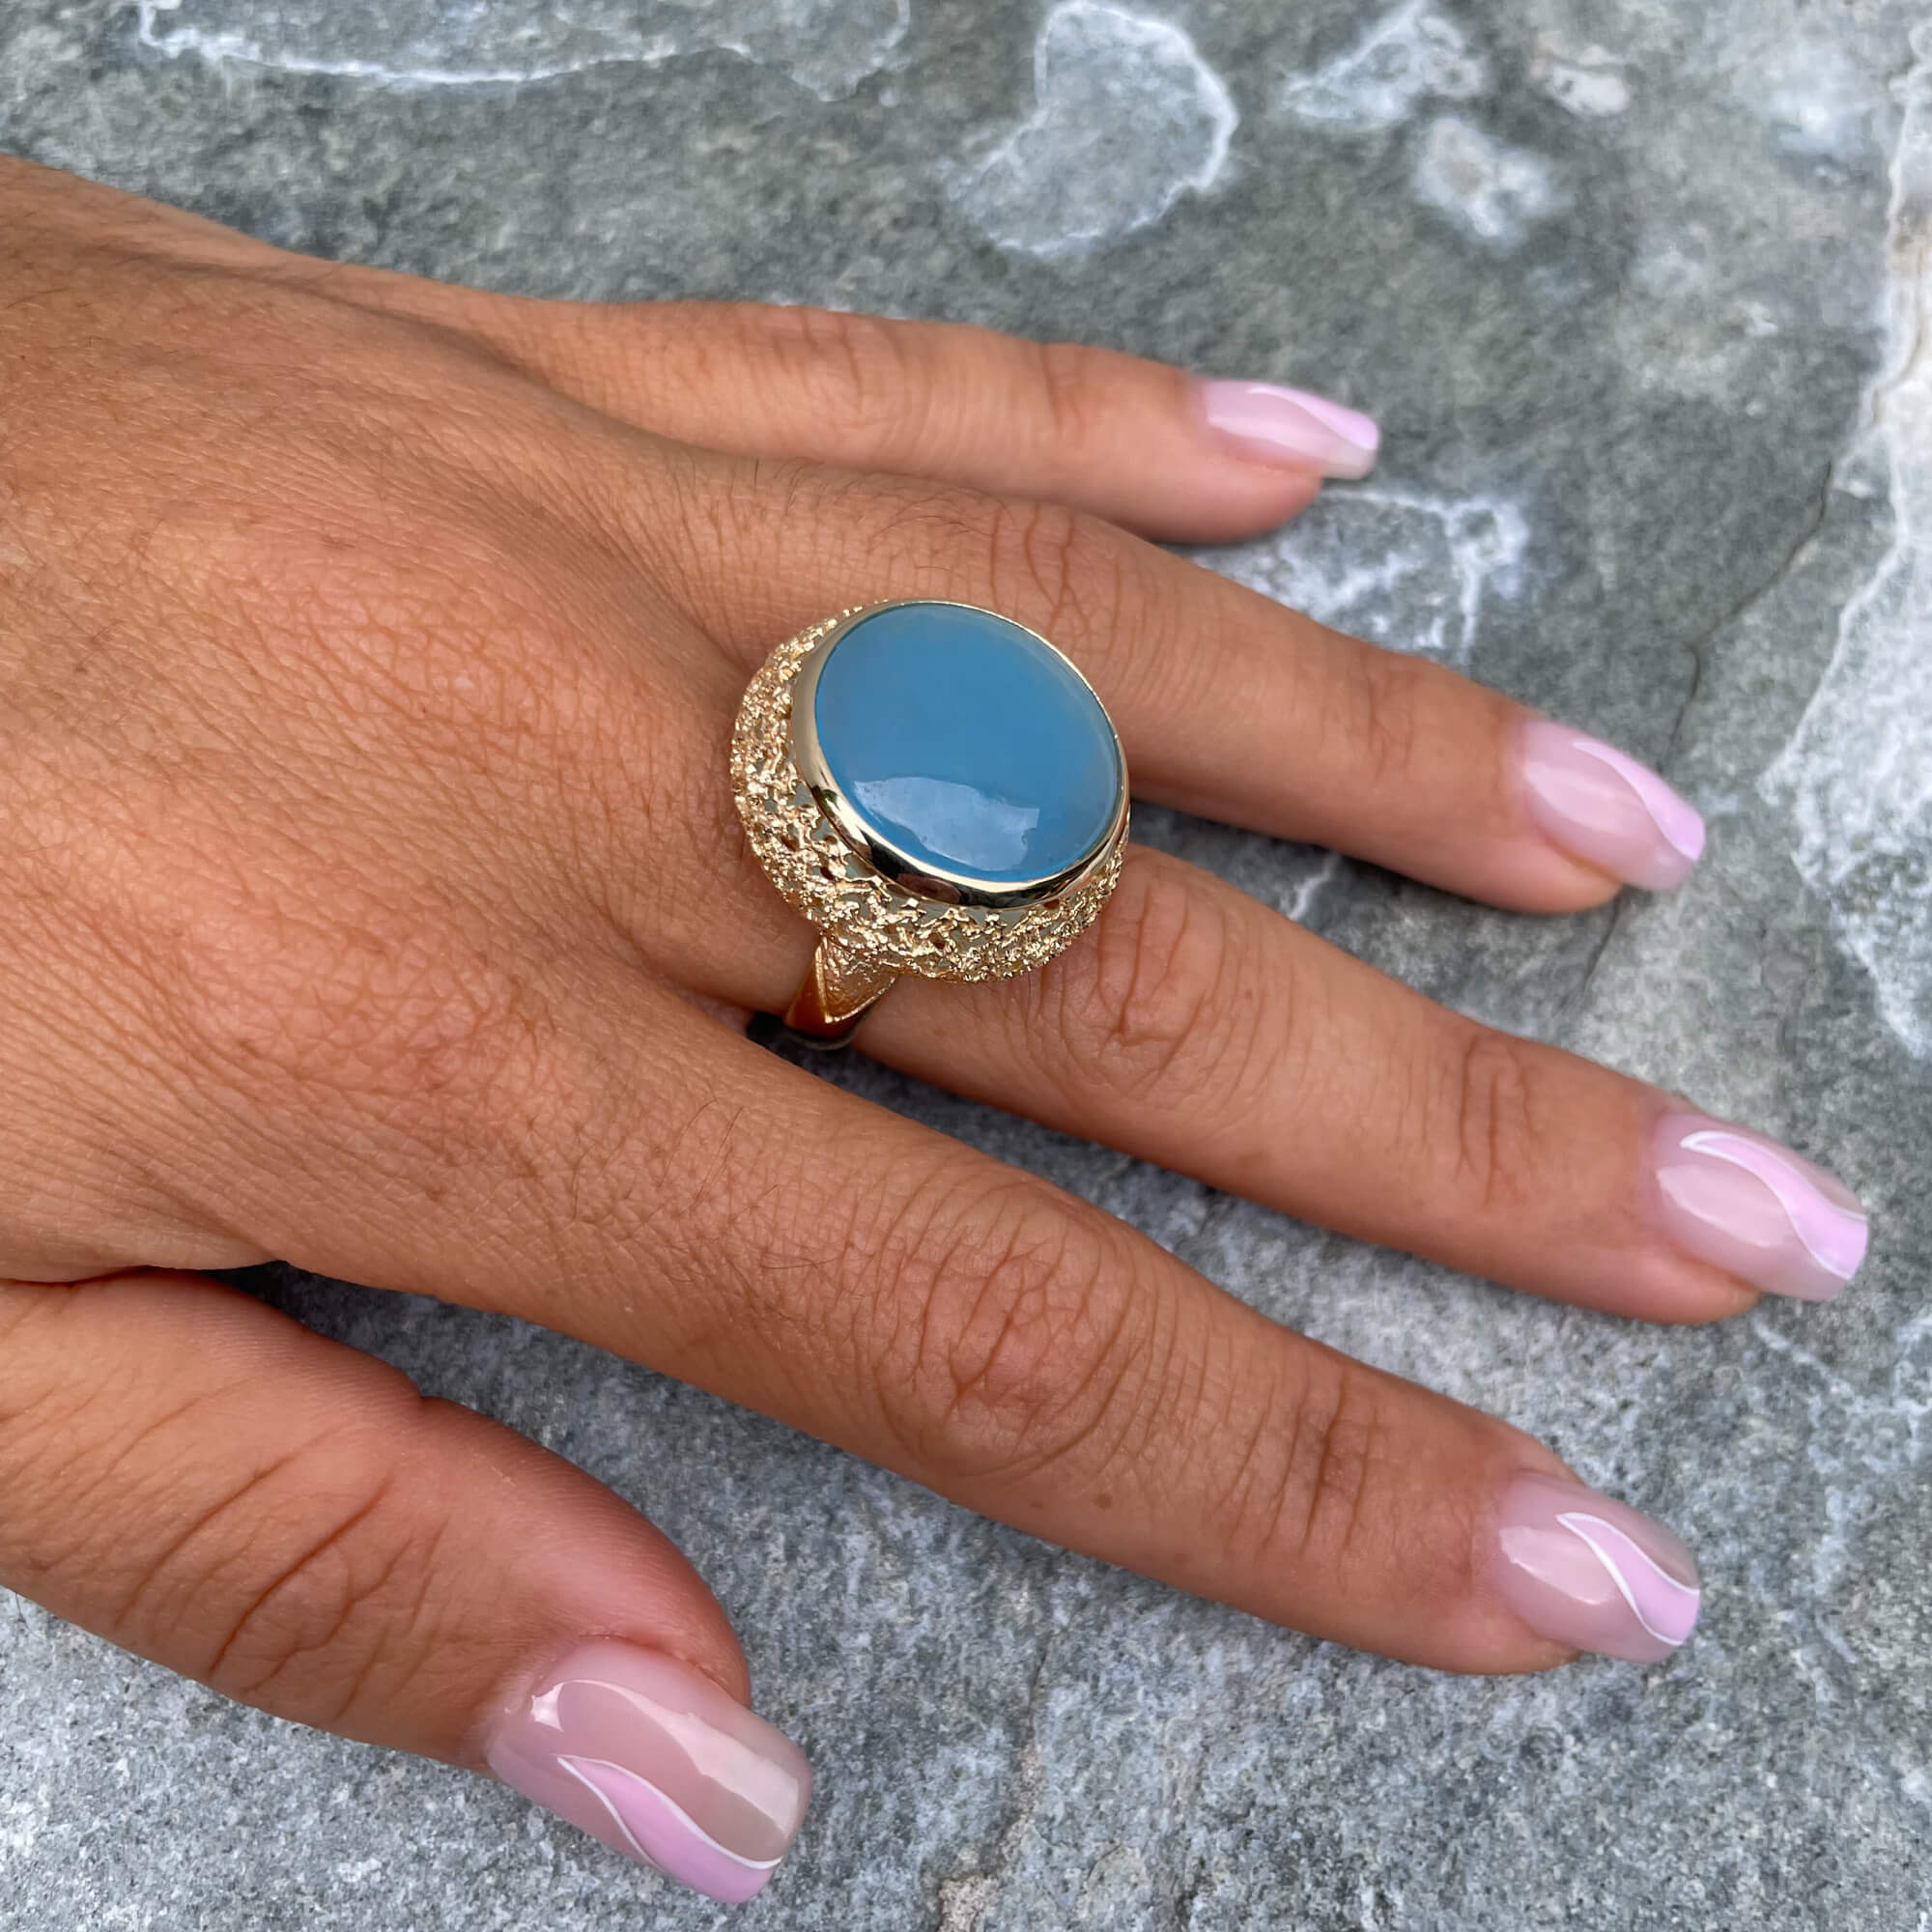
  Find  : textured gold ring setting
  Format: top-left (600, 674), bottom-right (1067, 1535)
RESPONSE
top-left (731, 600), bottom-right (1130, 1047)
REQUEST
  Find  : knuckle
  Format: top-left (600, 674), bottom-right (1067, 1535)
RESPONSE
top-left (190, 1449), bottom-right (425, 1715)
top-left (980, 496), bottom-right (1125, 649)
top-left (1042, 857), bottom-right (1274, 1117)
top-left (1346, 646), bottom-right (1427, 793)
top-left (1439, 1025), bottom-right (1542, 1214)
top-left (875, 1180), bottom-right (1151, 1485)
top-left (768, 304), bottom-right (924, 461)
top-left (1027, 338), bottom-right (1117, 457)
top-left (182, 1433), bottom-right (436, 1719)
top-left (17, 1376), bottom-right (441, 1726)
top-left (1257, 1362), bottom-right (1392, 1575)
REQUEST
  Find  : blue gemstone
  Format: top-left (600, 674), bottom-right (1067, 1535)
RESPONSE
top-left (809, 603), bottom-right (1123, 889)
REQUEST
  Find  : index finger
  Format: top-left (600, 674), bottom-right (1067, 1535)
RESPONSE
top-left (642, 455), bottom-right (1705, 917)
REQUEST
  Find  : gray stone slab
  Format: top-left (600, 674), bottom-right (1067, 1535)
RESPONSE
top-left (1, 1), bottom-right (1927, 1926)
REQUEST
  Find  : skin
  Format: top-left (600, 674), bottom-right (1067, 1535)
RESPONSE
top-left (0, 157), bottom-right (1758, 1788)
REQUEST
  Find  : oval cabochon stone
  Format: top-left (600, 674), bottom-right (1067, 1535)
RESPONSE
top-left (809, 602), bottom-right (1124, 888)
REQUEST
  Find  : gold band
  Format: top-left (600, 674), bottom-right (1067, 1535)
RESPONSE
top-left (733, 602), bottom-right (1129, 1052)
top-left (781, 938), bottom-right (899, 1047)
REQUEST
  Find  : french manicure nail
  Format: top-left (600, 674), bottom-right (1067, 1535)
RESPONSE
top-left (1653, 1113), bottom-right (1869, 1302)
top-left (1196, 378), bottom-right (1380, 479)
top-left (1494, 1472), bottom-right (1701, 1663)
top-left (485, 1640), bottom-right (811, 1905)
top-left (1517, 719), bottom-right (1706, 890)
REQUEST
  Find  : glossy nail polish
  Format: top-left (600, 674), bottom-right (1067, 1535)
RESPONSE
top-left (1494, 1472), bottom-right (1701, 1663)
top-left (485, 1640), bottom-right (811, 1905)
top-left (1196, 379), bottom-right (1380, 479)
top-left (1652, 1114), bottom-right (1868, 1302)
top-left (1517, 719), bottom-right (1706, 890)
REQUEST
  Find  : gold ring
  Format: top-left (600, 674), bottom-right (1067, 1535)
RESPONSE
top-left (731, 599), bottom-right (1130, 1047)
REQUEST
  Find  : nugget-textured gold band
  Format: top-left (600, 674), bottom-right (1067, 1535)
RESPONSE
top-left (730, 606), bottom-right (1128, 1047)
top-left (780, 936), bottom-right (900, 1047)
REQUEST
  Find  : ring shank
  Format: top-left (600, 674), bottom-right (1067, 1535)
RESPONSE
top-left (782, 938), bottom-right (899, 1048)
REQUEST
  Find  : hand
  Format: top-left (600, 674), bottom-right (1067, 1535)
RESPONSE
top-left (0, 157), bottom-right (1866, 1904)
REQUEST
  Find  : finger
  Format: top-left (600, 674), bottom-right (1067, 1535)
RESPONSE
top-left (642, 460), bottom-right (1705, 915)
top-left (738, 844), bottom-right (1865, 1322)
top-left (191, 977), bottom-right (1703, 1674)
top-left (418, 299), bottom-right (1353, 544)
top-left (299, 281), bottom-right (1349, 545)
top-left (642, 655), bottom-right (1857, 1340)
top-left (0, 1272), bottom-right (812, 1904)
top-left (0, 160), bottom-right (1353, 544)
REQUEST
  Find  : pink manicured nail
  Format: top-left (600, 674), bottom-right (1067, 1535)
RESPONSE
top-left (1517, 719), bottom-right (1706, 890)
top-left (485, 1641), bottom-right (811, 1905)
top-left (1494, 1472), bottom-right (1701, 1663)
top-left (1195, 379), bottom-right (1380, 479)
top-left (1652, 1114), bottom-right (1869, 1302)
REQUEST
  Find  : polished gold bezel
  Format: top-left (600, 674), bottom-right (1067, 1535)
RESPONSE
top-left (730, 604), bottom-right (1128, 983)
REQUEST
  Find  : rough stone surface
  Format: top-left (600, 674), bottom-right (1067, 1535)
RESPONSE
top-left (2, 2), bottom-right (1928, 1927)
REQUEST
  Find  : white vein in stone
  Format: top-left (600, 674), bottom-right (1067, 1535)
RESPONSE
top-left (1194, 485), bottom-right (1528, 669)
top-left (1413, 113), bottom-right (1564, 251)
top-left (1751, 1305), bottom-right (1932, 1699)
top-left (1761, 26), bottom-right (1932, 1059)
top-left (1528, 39), bottom-right (1631, 121)
top-left (943, 1), bottom-right (1235, 260)
top-left (133, 0), bottom-right (909, 101)
top-left (1753, 29), bottom-right (1885, 163)
top-left (1279, 0), bottom-right (1485, 133)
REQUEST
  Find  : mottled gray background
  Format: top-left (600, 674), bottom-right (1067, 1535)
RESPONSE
top-left (2, 1), bottom-right (1929, 1927)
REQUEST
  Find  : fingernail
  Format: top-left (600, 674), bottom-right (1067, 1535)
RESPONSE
top-left (1195, 378), bottom-right (1380, 479)
top-left (485, 1640), bottom-right (811, 1905)
top-left (1517, 719), bottom-right (1706, 890)
top-left (1494, 1472), bottom-right (1701, 1663)
top-left (1652, 1113), bottom-right (1869, 1302)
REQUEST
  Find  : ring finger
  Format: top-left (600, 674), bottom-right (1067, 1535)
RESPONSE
top-left (644, 452), bottom-right (1708, 916)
